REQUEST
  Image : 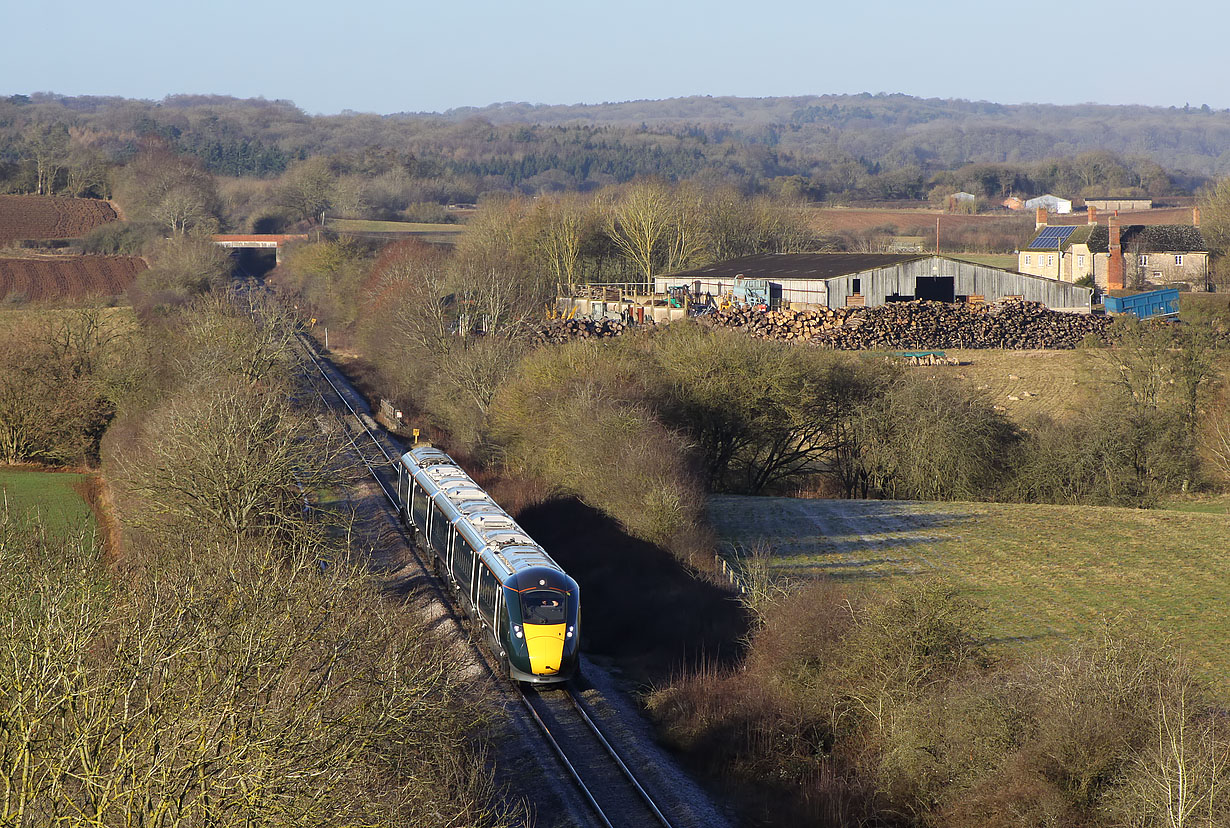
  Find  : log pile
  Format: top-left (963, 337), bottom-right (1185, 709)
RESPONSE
top-left (704, 305), bottom-right (854, 340)
top-left (533, 300), bottom-right (1117, 350)
top-left (706, 300), bottom-right (1113, 350)
top-left (532, 317), bottom-right (636, 344)
top-left (813, 300), bottom-right (1113, 350)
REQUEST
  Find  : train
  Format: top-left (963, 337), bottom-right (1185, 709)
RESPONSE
top-left (395, 445), bottom-right (581, 684)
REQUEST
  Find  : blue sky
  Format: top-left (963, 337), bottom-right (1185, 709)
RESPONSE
top-left (4, 0), bottom-right (1228, 114)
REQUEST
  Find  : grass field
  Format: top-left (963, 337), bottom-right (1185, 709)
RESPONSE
top-left (885, 347), bottom-right (1090, 421)
top-left (325, 219), bottom-right (465, 244)
top-left (0, 306), bottom-right (137, 338)
top-left (709, 495), bottom-right (1230, 692)
top-left (0, 468), bottom-right (97, 539)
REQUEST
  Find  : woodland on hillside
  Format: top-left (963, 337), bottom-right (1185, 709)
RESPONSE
top-left (0, 92), bottom-right (1221, 206)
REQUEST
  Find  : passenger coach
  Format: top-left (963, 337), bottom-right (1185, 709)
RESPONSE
top-left (396, 446), bottom-right (580, 684)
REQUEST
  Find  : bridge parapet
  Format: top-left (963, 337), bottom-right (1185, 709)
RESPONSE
top-left (211, 234), bottom-right (309, 263)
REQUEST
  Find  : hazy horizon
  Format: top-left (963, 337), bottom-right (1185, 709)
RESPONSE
top-left (5, 89), bottom-right (1226, 120)
top-left (5, 0), bottom-right (1229, 117)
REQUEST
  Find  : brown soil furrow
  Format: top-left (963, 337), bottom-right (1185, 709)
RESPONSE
top-left (0, 255), bottom-right (146, 302)
top-left (0, 195), bottom-right (118, 243)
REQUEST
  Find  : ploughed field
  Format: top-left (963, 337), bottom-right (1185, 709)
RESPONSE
top-left (0, 255), bottom-right (146, 302)
top-left (0, 195), bottom-right (117, 242)
top-left (709, 495), bottom-right (1230, 693)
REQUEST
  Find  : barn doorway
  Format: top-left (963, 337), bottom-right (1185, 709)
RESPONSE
top-left (915, 276), bottom-right (955, 303)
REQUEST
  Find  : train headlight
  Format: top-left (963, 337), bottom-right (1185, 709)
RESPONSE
top-left (514, 625), bottom-right (523, 639)
top-left (566, 625), bottom-right (574, 639)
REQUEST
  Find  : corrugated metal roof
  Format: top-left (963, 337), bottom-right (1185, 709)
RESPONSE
top-left (665, 253), bottom-right (928, 281)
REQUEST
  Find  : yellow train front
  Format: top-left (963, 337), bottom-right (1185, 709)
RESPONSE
top-left (396, 447), bottom-right (581, 685)
top-left (499, 566), bottom-right (580, 684)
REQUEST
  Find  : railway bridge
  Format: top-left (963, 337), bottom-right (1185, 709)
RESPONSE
top-left (211, 234), bottom-right (308, 264)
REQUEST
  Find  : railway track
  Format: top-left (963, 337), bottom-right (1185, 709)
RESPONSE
top-left (287, 321), bottom-right (681, 828)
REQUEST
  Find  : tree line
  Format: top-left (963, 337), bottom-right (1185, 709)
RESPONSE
top-left (0, 290), bottom-right (521, 826)
top-left (1, 92), bottom-right (1217, 208)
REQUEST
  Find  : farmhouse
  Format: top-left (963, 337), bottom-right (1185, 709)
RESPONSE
top-left (657, 252), bottom-right (1093, 312)
top-left (1018, 207), bottom-right (1208, 290)
top-left (1024, 194), bottom-right (1073, 214)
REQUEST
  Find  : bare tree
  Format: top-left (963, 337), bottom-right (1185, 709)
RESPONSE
top-left (533, 194), bottom-right (590, 288)
top-left (276, 156), bottom-right (337, 222)
top-left (605, 179), bottom-right (676, 291)
top-left (23, 121), bottom-right (69, 195)
top-left (119, 378), bottom-right (341, 541)
top-left (151, 185), bottom-right (216, 236)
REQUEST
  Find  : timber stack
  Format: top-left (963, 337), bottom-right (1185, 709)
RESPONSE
top-left (532, 317), bottom-right (634, 344)
top-left (705, 305), bottom-right (854, 340)
top-left (706, 300), bottom-right (1113, 350)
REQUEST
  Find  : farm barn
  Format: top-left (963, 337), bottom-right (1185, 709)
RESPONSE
top-left (657, 253), bottom-right (1093, 312)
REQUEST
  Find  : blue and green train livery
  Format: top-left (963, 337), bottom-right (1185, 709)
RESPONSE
top-left (396, 446), bottom-right (580, 684)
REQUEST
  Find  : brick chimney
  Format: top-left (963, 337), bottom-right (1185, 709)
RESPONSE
top-left (1193, 205), bottom-right (1201, 227)
top-left (1107, 215), bottom-right (1124, 291)
top-left (1035, 206), bottom-right (1048, 229)
top-left (1087, 205), bottom-right (1098, 225)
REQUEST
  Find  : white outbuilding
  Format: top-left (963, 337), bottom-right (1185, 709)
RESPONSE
top-left (1024, 194), bottom-right (1072, 214)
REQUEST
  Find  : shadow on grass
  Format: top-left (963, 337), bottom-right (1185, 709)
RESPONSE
top-left (516, 496), bottom-right (752, 687)
top-left (712, 496), bottom-right (979, 575)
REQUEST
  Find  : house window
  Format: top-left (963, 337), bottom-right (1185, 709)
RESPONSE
top-left (1023, 254), bottom-right (1031, 265)
top-left (1046, 255), bottom-right (1054, 266)
top-left (1138, 254), bottom-right (1149, 265)
top-left (1077, 254), bottom-right (1086, 268)
top-left (1175, 255), bottom-right (1184, 266)
top-left (852, 278), bottom-right (861, 294)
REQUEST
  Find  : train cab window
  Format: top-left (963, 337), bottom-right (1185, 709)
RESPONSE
top-left (521, 590), bottom-right (567, 624)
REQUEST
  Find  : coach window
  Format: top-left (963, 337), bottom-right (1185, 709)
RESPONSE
top-left (429, 503), bottom-right (449, 554)
top-left (454, 535), bottom-right (473, 588)
top-left (411, 483), bottom-right (429, 530)
top-left (478, 565), bottom-right (498, 618)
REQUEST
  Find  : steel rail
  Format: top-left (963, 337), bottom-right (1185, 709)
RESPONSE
top-left (566, 689), bottom-right (676, 828)
top-left (284, 315), bottom-right (673, 828)
top-left (518, 695), bottom-right (616, 828)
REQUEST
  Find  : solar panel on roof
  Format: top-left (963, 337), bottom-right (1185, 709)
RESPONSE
top-left (1029, 226), bottom-right (1075, 249)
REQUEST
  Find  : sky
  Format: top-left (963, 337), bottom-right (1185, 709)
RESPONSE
top-left (5, 0), bottom-right (1230, 115)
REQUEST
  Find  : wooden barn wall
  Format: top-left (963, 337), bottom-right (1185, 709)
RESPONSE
top-left (820, 257), bottom-right (1092, 309)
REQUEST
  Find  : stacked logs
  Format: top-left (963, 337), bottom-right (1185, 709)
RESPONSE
top-left (704, 305), bottom-right (854, 340)
top-left (532, 317), bottom-right (635, 344)
top-left (532, 300), bottom-right (1117, 350)
top-left (703, 300), bottom-right (1112, 350)
top-left (811, 300), bottom-right (1113, 351)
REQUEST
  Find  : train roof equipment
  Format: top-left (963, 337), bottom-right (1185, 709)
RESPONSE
top-left (401, 445), bottom-right (571, 584)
